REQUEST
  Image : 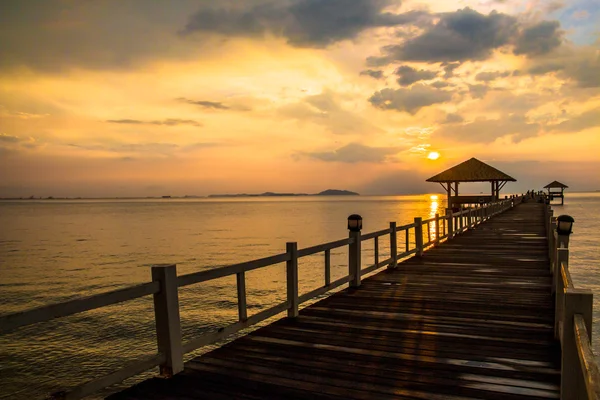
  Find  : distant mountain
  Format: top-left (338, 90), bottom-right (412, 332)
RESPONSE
top-left (317, 189), bottom-right (359, 196)
top-left (208, 189), bottom-right (359, 198)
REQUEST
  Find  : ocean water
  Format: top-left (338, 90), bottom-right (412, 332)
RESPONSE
top-left (0, 193), bottom-right (599, 399)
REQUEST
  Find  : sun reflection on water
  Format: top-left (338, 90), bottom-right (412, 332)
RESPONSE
top-left (429, 195), bottom-right (439, 242)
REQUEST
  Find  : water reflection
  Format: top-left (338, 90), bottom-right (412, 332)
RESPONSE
top-left (428, 195), bottom-right (439, 242)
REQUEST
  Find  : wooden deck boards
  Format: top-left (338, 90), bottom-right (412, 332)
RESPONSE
top-left (109, 203), bottom-right (560, 400)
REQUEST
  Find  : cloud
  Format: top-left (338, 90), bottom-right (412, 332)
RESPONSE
top-left (279, 89), bottom-right (381, 134)
top-left (181, 1), bottom-right (430, 47)
top-left (69, 141), bottom-right (219, 155)
top-left (435, 114), bottom-right (539, 143)
top-left (395, 65), bottom-right (438, 86)
top-left (359, 69), bottom-right (384, 79)
top-left (178, 98), bottom-right (230, 110)
top-left (475, 70), bottom-right (511, 82)
top-left (368, 8), bottom-right (518, 64)
top-left (514, 21), bottom-right (563, 56)
top-left (368, 85), bottom-right (452, 114)
top-left (304, 142), bottom-right (400, 163)
top-left (106, 118), bottom-right (202, 127)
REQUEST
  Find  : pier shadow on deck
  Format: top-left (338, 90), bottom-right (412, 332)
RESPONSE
top-left (110, 203), bottom-right (560, 400)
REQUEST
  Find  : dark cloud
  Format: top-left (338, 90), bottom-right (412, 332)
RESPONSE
top-left (178, 98), bottom-right (230, 110)
top-left (182, 1), bottom-right (429, 47)
top-left (368, 8), bottom-right (518, 64)
top-left (0, 133), bottom-right (21, 143)
top-left (442, 62), bottom-right (461, 78)
top-left (0, 1), bottom-right (202, 72)
top-left (546, 108), bottom-right (600, 133)
top-left (395, 65), bottom-right (437, 86)
top-left (528, 62), bottom-right (565, 75)
top-left (106, 118), bottom-right (202, 127)
top-left (525, 50), bottom-right (600, 88)
top-left (514, 21), bottom-right (563, 56)
top-left (568, 56), bottom-right (600, 88)
top-left (368, 85), bottom-right (452, 114)
top-left (430, 81), bottom-right (452, 89)
top-left (305, 142), bottom-right (399, 163)
top-left (435, 114), bottom-right (539, 143)
top-left (468, 84), bottom-right (489, 99)
top-left (359, 69), bottom-right (384, 79)
top-left (442, 113), bottom-right (464, 124)
top-left (475, 70), bottom-right (511, 82)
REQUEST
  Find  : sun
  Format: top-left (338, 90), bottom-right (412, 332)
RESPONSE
top-left (427, 151), bottom-right (440, 160)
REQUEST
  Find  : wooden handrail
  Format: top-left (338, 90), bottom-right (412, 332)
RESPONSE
top-left (0, 281), bottom-right (160, 334)
top-left (1, 197), bottom-right (520, 399)
top-left (178, 252), bottom-right (291, 287)
top-left (574, 314), bottom-right (600, 400)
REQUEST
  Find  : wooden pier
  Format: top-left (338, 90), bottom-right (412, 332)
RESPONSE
top-left (106, 201), bottom-right (592, 400)
top-left (1, 198), bottom-right (598, 399)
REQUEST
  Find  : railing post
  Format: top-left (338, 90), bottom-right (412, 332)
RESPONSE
top-left (324, 249), bottom-right (331, 286)
top-left (151, 264), bottom-right (183, 377)
top-left (236, 272), bottom-right (247, 322)
top-left (414, 217), bottom-right (424, 257)
top-left (446, 210), bottom-right (453, 239)
top-left (286, 242), bottom-right (299, 318)
top-left (561, 288), bottom-right (594, 400)
top-left (434, 213), bottom-right (440, 245)
top-left (459, 206), bottom-right (464, 232)
top-left (554, 249), bottom-right (569, 333)
top-left (389, 222), bottom-right (397, 269)
top-left (467, 208), bottom-right (472, 228)
top-left (349, 229), bottom-right (362, 287)
top-left (549, 217), bottom-right (557, 269)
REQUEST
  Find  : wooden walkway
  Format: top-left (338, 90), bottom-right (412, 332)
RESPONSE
top-left (110, 202), bottom-right (560, 400)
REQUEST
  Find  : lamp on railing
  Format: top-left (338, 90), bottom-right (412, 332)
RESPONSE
top-left (347, 214), bottom-right (363, 232)
top-left (556, 215), bottom-right (574, 236)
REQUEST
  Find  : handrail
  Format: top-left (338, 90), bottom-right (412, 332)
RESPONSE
top-left (0, 281), bottom-right (160, 334)
top-left (178, 252), bottom-right (291, 287)
top-left (548, 202), bottom-right (600, 400)
top-left (0, 196), bottom-right (520, 400)
top-left (574, 315), bottom-right (600, 399)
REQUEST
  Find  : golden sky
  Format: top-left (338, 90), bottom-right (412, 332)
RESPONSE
top-left (1, 0), bottom-right (599, 197)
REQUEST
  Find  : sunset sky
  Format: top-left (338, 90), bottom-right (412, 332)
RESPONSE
top-left (1, 0), bottom-right (599, 197)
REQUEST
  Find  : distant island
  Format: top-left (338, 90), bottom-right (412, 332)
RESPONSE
top-left (208, 189), bottom-right (359, 198)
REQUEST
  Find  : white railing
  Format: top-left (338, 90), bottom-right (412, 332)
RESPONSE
top-left (0, 197), bottom-right (519, 399)
top-left (546, 205), bottom-right (600, 400)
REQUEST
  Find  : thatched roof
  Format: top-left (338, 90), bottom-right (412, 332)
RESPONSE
top-left (426, 158), bottom-right (516, 183)
top-left (544, 181), bottom-right (568, 189)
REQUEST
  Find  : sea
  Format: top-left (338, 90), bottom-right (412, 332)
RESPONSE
top-left (1, 193), bottom-right (599, 399)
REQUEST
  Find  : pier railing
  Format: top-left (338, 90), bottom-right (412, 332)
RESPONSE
top-left (546, 206), bottom-right (600, 400)
top-left (0, 197), bottom-right (519, 399)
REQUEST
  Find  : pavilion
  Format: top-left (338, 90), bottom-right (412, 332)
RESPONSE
top-left (426, 157), bottom-right (516, 210)
top-left (544, 181), bottom-right (568, 205)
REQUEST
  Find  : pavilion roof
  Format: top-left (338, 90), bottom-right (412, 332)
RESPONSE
top-left (544, 180), bottom-right (568, 189)
top-left (426, 157), bottom-right (516, 183)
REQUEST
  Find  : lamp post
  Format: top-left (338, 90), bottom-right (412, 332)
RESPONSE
top-left (347, 214), bottom-right (362, 288)
top-left (556, 215), bottom-right (574, 249)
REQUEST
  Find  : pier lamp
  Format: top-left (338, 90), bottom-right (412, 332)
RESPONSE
top-left (556, 215), bottom-right (574, 235)
top-left (347, 214), bottom-right (363, 232)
